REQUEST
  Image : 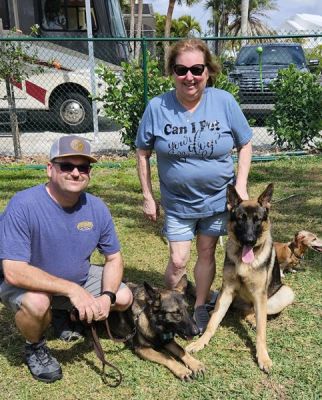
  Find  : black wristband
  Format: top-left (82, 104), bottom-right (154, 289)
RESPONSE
top-left (102, 290), bottom-right (116, 305)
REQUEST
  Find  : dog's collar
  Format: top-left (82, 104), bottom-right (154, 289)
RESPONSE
top-left (160, 332), bottom-right (174, 343)
top-left (289, 243), bottom-right (304, 260)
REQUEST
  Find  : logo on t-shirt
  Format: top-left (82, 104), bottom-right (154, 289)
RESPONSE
top-left (77, 221), bottom-right (94, 231)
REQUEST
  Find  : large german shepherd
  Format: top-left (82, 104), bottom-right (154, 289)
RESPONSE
top-left (186, 184), bottom-right (294, 372)
top-left (108, 275), bottom-right (205, 380)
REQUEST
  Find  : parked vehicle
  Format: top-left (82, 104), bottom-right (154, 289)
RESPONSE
top-left (227, 43), bottom-right (319, 117)
top-left (0, 0), bottom-right (128, 132)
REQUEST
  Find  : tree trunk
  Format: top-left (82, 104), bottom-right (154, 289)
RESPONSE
top-left (6, 78), bottom-right (22, 159)
top-left (129, 0), bottom-right (135, 58)
top-left (213, 14), bottom-right (219, 56)
top-left (241, 0), bottom-right (249, 46)
top-left (135, 0), bottom-right (143, 60)
top-left (219, 10), bottom-right (229, 55)
top-left (164, 0), bottom-right (176, 67)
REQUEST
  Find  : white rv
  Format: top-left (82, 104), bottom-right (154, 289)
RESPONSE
top-left (0, 0), bottom-right (128, 132)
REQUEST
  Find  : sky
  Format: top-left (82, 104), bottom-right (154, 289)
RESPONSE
top-left (148, 0), bottom-right (322, 32)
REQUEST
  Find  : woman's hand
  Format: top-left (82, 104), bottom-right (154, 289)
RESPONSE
top-left (143, 197), bottom-right (159, 221)
top-left (235, 184), bottom-right (249, 200)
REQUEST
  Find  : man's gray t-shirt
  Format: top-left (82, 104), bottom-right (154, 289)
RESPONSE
top-left (136, 87), bottom-right (252, 218)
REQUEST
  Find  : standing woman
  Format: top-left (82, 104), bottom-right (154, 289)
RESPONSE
top-left (135, 38), bottom-right (252, 334)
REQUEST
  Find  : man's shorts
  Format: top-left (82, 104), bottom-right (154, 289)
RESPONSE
top-left (0, 264), bottom-right (126, 313)
top-left (163, 212), bottom-right (228, 242)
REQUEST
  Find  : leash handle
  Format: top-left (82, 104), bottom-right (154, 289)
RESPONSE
top-left (90, 323), bottom-right (123, 387)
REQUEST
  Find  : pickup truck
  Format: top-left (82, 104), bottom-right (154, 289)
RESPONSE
top-left (227, 43), bottom-right (319, 117)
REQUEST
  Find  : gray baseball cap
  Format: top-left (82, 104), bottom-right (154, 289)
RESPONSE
top-left (49, 135), bottom-right (97, 163)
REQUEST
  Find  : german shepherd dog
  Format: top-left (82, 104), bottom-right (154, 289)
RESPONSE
top-left (108, 275), bottom-right (205, 380)
top-left (186, 184), bottom-right (295, 372)
top-left (274, 230), bottom-right (322, 276)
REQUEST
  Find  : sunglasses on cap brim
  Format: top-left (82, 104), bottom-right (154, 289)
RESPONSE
top-left (173, 64), bottom-right (206, 76)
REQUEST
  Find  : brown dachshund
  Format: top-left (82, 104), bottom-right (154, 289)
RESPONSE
top-left (274, 230), bottom-right (322, 276)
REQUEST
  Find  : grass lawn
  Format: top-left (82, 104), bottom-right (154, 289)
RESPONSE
top-left (0, 154), bottom-right (321, 400)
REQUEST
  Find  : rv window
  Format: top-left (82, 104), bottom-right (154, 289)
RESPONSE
top-left (41, 0), bottom-right (97, 31)
top-left (0, 0), bottom-right (10, 30)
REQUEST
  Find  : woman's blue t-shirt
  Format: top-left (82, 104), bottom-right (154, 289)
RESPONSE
top-left (136, 87), bottom-right (252, 217)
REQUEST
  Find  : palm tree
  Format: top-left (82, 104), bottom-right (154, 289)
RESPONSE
top-left (241, 0), bottom-right (250, 37)
top-left (205, 0), bottom-right (221, 35)
top-left (172, 15), bottom-right (202, 37)
top-left (204, 0), bottom-right (234, 55)
top-left (205, 0), bottom-right (277, 54)
top-left (154, 13), bottom-right (201, 71)
top-left (227, 0), bottom-right (278, 38)
top-left (135, 0), bottom-right (143, 60)
top-left (163, 0), bottom-right (200, 64)
top-left (164, 0), bottom-right (200, 38)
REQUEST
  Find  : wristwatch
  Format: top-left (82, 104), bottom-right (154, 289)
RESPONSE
top-left (101, 290), bottom-right (116, 305)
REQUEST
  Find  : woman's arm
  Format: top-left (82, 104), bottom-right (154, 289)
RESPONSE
top-left (136, 148), bottom-right (159, 221)
top-left (235, 141), bottom-right (252, 200)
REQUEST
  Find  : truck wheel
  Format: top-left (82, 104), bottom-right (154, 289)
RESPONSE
top-left (54, 92), bottom-right (93, 133)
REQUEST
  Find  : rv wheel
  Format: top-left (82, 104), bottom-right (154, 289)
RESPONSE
top-left (54, 92), bottom-right (93, 133)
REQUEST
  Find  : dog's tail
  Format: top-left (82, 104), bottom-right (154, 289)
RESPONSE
top-left (267, 285), bottom-right (295, 315)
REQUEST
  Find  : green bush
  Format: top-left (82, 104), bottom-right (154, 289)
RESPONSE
top-left (267, 65), bottom-right (322, 150)
top-left (95, 58), bottom-right (173, 149)
top-left (305, 44), bottom-right (322, 75)
top-left (214, 72), bottom-right (240, 102)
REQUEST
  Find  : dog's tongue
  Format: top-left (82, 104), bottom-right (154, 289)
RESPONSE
top-left (242, 246), bottom-right (255, 264)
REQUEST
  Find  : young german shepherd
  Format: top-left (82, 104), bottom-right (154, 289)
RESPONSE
top-left (186, 184), bottom-right (294, 372)
top-left (108, 275), bottom-right (205, 380)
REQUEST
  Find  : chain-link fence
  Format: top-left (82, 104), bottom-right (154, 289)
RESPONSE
top-left (0, 32), bottom-right (321, 159)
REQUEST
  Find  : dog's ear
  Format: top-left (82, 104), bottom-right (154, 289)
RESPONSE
top-left (258, 183), bottom-right (274, 209)
top-left (294, 231), bottom-right (304, 246)
top-left (173, 274), bottom-right (188, 294)
top-left (226, 184), bottom-right (242, 210)
top-left (143, 282), bottom-right (161, 303)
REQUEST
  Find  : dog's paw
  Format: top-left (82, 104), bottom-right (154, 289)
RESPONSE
top-left (186, 357), bottom-right (206, 377)
top-left (186, 339), bottom-right (207, 353)
top-left (174, 365), bottom-right (195, 381)
top-left (245, 313), bottom-right (256, 329)
top-left (258, 355), bottom-right (273, 373)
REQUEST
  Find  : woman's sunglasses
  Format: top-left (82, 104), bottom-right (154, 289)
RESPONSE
top-left (173, 64), bottom-right (205, 76)
top-left (52, 161), bottom-right (92, 174)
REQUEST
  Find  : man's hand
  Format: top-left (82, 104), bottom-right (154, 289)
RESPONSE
top-left (95, 295), bottom-right (113, 320)
top-left (69, 284), bottom-right (102, 323)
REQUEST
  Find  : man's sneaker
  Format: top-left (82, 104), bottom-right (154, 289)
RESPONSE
top-left (52, 309), bottom-right (84, 342)
top-left (193, 305), bottom-right (210, 335)
top-left (25, 339), bottom-right (62, 383)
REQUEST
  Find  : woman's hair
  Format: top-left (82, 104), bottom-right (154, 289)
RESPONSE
top-left (166, 38), bottom-right (220, 86)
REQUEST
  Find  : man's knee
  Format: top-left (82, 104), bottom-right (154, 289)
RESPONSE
top-left (114, 286), bottom-right (133, 311)
top-left (20, 292), bottom-right (51, 318)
